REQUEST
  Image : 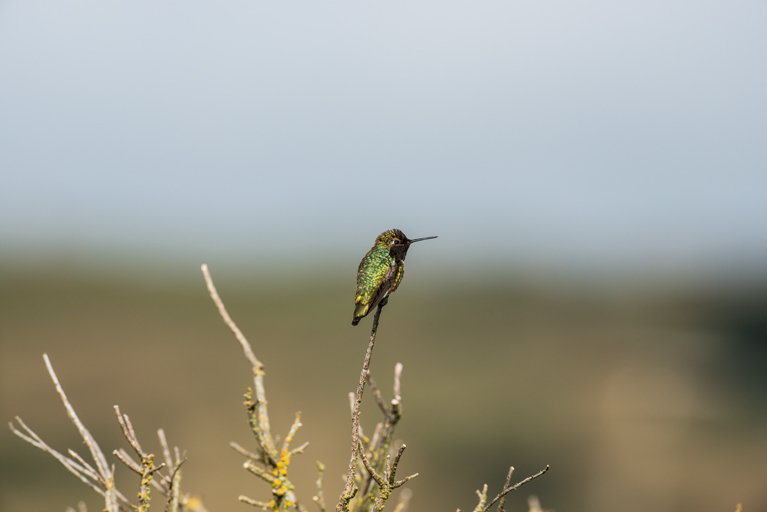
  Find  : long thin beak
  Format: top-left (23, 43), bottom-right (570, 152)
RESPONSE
top-left (409, 236), bottom-right (438, 243)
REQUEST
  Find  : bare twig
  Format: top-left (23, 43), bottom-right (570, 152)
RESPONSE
top-left (378, 364), bottom-right (405, 450)
top-left (66, 449), bottom-right (102, 484)
top-left (114, 405), bottom-right (166, 512)
top-left (338, 303), bottom-right (385, 512)
top-left (348, 352), bottom-right (413, 510)
top-left (392, 363), bottom-right (402, 411)
top-left (201, 263), bottom-right (260, 371)
top-left (312, 461), bottom-right (328, 512)
top-left (348, 392), bottom-right (365, 441)
top-left (472, 485), bottom-right (488, 512)
top-left (165, 457), bottom-right (186, 512)
top-left (203, 264), bottom-right (308, 512)
top-left (355, 363), bottom-right (408, 510)
top-left (9, 355), bottom-right (121, 512)
top-left (114, 446), bottom-right (166, 499)
top-left (231, 441), bottom-right (263, 461)
top-left (368, 423), bottom-right (383, 455)
top-left (290, 441), bottom-right (310, 456)
top-left (244, 460), bottom-right (279, 484)
top-left (481, 466), bottom-right (549, 512)
top-left (360, 442), bottom-right (419, 512)
top-left (389, 445), bottom-right (417, 489)
top-left (240, 495), bottom-right (275, 509)
top-left (366, 373), bottom-right (389, 416)
top-left (357, 438), bottom-right (386, 489)
top-left (202, 263), bottom-right (278, 465)
top-left (43, 355), bottom-right (112, 483)
top-left (496, 467), bottom-right (514, 512)
top-left (113, 449), bottom-right (142, 474)
top-left (282, 413), bottom-right (303, 453)
top-left (158, 429), bottom-right (173, 475)
top-left (10, 417), bottom-right (107, 497)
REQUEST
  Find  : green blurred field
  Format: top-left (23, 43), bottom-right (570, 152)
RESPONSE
top-left (2, 266), bottom-right (766, 512)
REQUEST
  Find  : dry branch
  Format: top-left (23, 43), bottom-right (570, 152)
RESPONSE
top-left (202, 264), bottom-right (306, 512)
top-left (202, 264), bottom-right (279, 463)
top-left (495, 467), bottom-right (514, 512)
top-left (12, 263), bottom-right (549, 512)
top-left (9, 355), bottom-right (123, 512)
top-left (10, 354), bottom-right (192, 512)
top-left (480, 466), bottom-right (550, 512)
top-left (312, 462), bottom-right (328, 512)
top-left (337, 304), bottom-right (384, 512)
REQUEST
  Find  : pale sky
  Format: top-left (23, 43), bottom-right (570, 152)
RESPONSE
top-left (1, 1), bottom-right (766, 278)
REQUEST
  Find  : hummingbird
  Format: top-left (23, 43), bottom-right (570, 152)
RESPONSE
top-left (352, 229), bottom-right (437, 326)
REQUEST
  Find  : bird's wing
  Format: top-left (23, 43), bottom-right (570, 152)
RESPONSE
top-left (365, 265), bottom-right (396, 312)
top-left (355, 249), bottom-right (390, 300)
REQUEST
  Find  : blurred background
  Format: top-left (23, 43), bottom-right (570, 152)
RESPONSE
top-left (1, 1), bottom-right (766, 511)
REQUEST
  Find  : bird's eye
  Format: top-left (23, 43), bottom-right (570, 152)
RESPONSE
top-left (393, 239), bottom-right (400, 245)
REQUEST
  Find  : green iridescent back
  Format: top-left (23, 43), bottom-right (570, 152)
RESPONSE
top-left (355, 245), bottom-right (396, 305)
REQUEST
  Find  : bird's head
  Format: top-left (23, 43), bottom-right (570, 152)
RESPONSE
top-left (375, 229), bottom-right (437, 259)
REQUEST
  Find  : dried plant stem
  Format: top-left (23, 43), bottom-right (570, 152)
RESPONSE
top-left (14, 264), bottom-right (549, 512)
top-left (496, 467), bottom-right (514, 512)
top-left (10, 354), bottom-right (194, 512)
top-left (202, 264), bottom-right (305, 512)
top-left (231, 441), bottom-right (263, 462)
top-left (201, 263), bottom-right (260, 371)
top-left (9, 354), bottom-right (122, 512)
top-left (313, 461), bottom-right (328, 512)
top-left (46, 355), bottom-right (119, 511)
top-left (472, 485), bottom-right (489, 512)
top-left (337, 304), bottom-right (384, 512)
top-left (11, 417), bottom-right (108, 498)
top-left (114, 406), bottom-right (166, 512)
top-left (240, 496), bottom-right (276, 509)
top-left (371, 444), bottom-right (419, 512)
top-left (155, 429), bottom-right (186, 512)
top-left (202, 263), bottom-right (278, 463)
top-left (356, 362), bottom-right (407, 512)
top-left (481, 466), bottom-right (550, 512)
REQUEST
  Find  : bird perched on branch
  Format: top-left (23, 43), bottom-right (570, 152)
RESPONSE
top-left (352, 229), bottom-right (437, 326)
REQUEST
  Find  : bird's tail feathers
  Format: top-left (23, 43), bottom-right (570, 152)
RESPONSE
top-left (351, 302), bottom-right (369, 326)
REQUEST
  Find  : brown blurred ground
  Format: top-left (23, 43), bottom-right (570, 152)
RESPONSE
top-left (1, 266), bottom-right (766, 512)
